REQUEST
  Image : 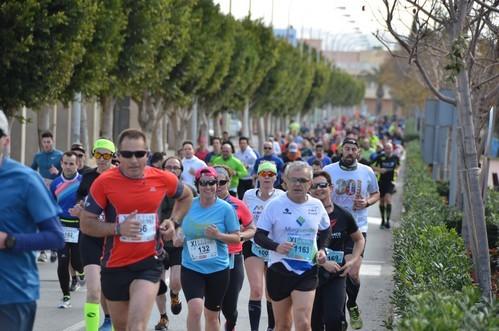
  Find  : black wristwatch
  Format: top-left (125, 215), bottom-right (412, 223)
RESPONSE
top-left (5, 234), bottom-right (16, 249)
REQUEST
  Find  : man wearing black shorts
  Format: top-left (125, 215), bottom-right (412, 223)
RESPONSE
top-left (373, 142), bottom-right (399, 229)
top-left (80, 129), bottom-right (193, 331)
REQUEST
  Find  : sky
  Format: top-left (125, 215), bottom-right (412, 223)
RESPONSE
top-left (213, 0), bottom-right (413, 51)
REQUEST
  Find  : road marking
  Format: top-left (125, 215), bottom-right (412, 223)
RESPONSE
top-left (62, 320), bottom-right (85, 331)
top-left (367, 216), bottom-right (382, 224)
top-left (59, 277), bottom-right (170, 331)
top-left (360, 263), bottom-right (382, 276)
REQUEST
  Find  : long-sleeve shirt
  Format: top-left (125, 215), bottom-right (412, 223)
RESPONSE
top-left (211, 155), bottom-right (248, 191)
top-left (31, 149), bottom-right (63, 180)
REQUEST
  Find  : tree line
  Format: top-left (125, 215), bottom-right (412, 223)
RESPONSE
top-left (0, 0), bottom-right (365, 150)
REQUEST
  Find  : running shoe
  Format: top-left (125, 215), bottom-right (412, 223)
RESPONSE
top-left (348, 305), bottom-right (363, 330)
top-left (70, 278), bottom-right (80, 292)
top-left (50, 251), bottom-right (57, 263)
top-left (38, 251), bottom-right (48, 263)
top-left (170, 292), bottom-right (182, 315)
top-left (385, 221), bottom-right (391, 229)
top-left (154, 316), bottom-right (169, 331)
top-left (77, 273), bottom-right (86, 287)
top-left (99, 316), bottom-right (112, 331)
top-left (57, 296), bottom-right (71, 309)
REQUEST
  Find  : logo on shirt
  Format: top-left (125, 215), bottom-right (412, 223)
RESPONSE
top-left (150, 187), bottom-right (157, 192)
top-left (330, 219), bottom-right (337, 229)
top-left (307, 207), bottom-right (319, 215)
top-left (295, 216), bottom-right (306, 226)
top-left (283, 208), bottom-right (292, 215)
top-left (253, 205), bottom-right (264, 212)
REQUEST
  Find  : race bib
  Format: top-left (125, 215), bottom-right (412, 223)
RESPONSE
top-left (187, 238), bottom-right (218, 261)
top-left (325, 248), bottom-right (344, 264)
top-left (251, 241), bottom-right (269, 261)
top-left (118, 213), bottom-right (156, 243)
top-left (63, 226), bottom-right (79, 243)
top-left (287, 236), bottom-right (316, 262)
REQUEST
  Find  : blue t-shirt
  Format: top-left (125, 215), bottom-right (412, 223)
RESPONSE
top-left (50, 173), bottom-right (82, 221)
top-left (307, 155), bottom-right (332, 167)
top-left (181, 198), bottom-right (239, 274)
top-left (31, 149), bottom-right (63, 180)
top-left (0, 158), bottom-right (61, 304)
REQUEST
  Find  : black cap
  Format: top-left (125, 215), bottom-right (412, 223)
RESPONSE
top-left (341, 139), bottom-right (358, 147)
top-left (71, 143), bottom-right (85, 153)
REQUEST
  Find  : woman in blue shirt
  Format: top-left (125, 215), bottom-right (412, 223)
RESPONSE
top-left (177, 167), bottom-right (240, 331)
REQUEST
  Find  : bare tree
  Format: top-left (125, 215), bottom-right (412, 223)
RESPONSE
top-left (378, 0), bottom-right (499, 299)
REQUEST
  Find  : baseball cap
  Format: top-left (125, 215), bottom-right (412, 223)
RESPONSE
top-left (257, 161), bottom-right (277, 174)
top-left (195, 166), bottom-right (218, 181)
top-left (93, 138), bottom-right (116, 153)
top-left (288, 142), bottom-right (298, 153)
top-left (71, 143), bottom-right (86, 153)
top-left (0, 111), bottom-right (8, 137)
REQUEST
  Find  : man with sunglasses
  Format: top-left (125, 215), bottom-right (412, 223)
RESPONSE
top-left (255, 161), bottom-right (330, 331)
top-left (71, 143), bottom-right (92, 174)
top-left (323, 139), bottom-right (379, 330)
top-left (80, 128), bottom-right (193, 331)
top-left (71, 138), bottom-right (116, 331)
top-left (253, 141), bottom-right (284, 188)
top-left (0, 110), bottom-right (64, 331)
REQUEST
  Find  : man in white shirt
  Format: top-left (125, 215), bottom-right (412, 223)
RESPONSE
top-left (181, 141), bottom-right (206, 188)
top-left (235, 136), bottom-right (257, 199)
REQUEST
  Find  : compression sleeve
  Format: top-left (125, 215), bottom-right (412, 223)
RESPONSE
top-left (254, 228), bottom-right (279, 251)
top-left (317, 227), bottom-right (331, 250)
top-left (12, 217), bottom-right (65, 253)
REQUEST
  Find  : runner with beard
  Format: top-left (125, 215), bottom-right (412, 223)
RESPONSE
top-left (323, 139), bottom-right (379, 330)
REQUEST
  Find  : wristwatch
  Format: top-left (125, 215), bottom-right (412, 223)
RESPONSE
top-left (5, 234), bottom-right (16, 249)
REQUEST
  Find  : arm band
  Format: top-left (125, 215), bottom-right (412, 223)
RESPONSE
top-left (254, 228), bottom-right (279, 251)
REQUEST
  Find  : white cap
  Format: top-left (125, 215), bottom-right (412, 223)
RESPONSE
top-left (0, 111), bottom-right (8, 136)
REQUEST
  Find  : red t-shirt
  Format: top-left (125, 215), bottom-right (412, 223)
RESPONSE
top-left (224, 195), bottom-right (253, 254)
top-left (85, 166), bottom-right (182, 268)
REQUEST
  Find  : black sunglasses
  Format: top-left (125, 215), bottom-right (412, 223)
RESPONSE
top-left (199, 180), bottom-right (217, 187)
top-left (311, 182), bottom-right (329, 189)
top-left (119, 150), bottom-right (148, 159)
top-left (217, 179), bottom-right (229, 186)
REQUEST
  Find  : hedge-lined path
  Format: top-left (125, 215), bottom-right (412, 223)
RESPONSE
top-left (33, 158), bottom-right (405, 331)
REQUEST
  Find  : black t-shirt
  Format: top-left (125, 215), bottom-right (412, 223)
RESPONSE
top-left (76, 168), bottom-right (100, 202)
top-left (374, 153), bottom-right (399, 182)
top-left (318, 203), bottom-right (358, 283)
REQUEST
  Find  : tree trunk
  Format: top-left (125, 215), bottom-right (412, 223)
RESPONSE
top-left (80, 98), bottom-right (89, 153)
top-left (191, 98), bottom-right (198, 142)
top-left (456, 69), bottom-right (491, 299)
top-left (258, 116), bottom-right (265, 153)
top-left (71, 92), bottom-right (82, 143)
top-left (37, 105), bottom-right (51, 150)
top-left (242, 101), bottom-right (250, 137)
top-left (100, 96), bottom-right (115, 139)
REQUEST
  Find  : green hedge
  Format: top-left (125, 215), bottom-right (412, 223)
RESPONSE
top-left (392, 141), bottom-right (498, 330)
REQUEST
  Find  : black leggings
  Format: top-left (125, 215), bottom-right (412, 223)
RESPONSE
top-left (222, 254), bottom-right (244, 328)
top-left (311, 276), bottom-right (347, 331)
top-left (57, 242), bottom-right (83, 296)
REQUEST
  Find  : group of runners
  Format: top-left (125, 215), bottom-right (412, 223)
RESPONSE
top-left (0, 109), bottom-right (403, 331)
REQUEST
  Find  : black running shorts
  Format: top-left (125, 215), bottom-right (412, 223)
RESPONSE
top-left (181, 266), bottom-right (230, 311)
top-left (266, 263), bottom-right (318, 302)
top-left (101, 256), bottom-right (163, 301)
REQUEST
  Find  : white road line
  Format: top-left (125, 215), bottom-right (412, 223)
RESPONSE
top-left (360, 264), bottom-right (382, 276)
top-left (59, 277), bottom-right (170, 331)
top-left (61, 320), bottom-right (85, 331)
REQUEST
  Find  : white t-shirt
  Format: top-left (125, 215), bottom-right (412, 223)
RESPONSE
top-left (257, 194), bottom-right (330, 274)
top-left (181, 156), bottom-right (207, 187)
top-left (235, 147), bottom-right (258, 180)
top-left (323, 162), bottom-right (379, 233)
top-left (243, 188), bottom-right (285, 226)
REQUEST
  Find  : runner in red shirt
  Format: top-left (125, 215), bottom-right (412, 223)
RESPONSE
top-left (80, 129), bottom-right (193, 331)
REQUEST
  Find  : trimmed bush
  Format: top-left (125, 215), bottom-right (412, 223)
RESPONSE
top-left (392, 141), bottom-right (498, 330)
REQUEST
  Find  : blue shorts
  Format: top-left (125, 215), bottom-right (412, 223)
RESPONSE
top-left (0, 301), bottom-right (36, 331)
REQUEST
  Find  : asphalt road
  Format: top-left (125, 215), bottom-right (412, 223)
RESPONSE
top-left (33, 170), bottom-right (403, 331)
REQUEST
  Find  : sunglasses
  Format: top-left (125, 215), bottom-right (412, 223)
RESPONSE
top-left (164, 165), bottom-right (181, 171)
top-left (217, 179), bottom-right (229, 186)
top-left (311, 182), bottom-right (329, 189)
top-left (74, 153), bottom-right (85, 158)
top-left (199, 180), bottom-right (218, 187)
top-left (258, 171), bottom-right (276, 178)
top-left (263, 147), bottom-right (273, 150)
top-left (288, 177), bottom-right (310, 184)
top-left (94, 151), bottom-right (113, 160)
top-left (118, 150), bottom-right (148, 159)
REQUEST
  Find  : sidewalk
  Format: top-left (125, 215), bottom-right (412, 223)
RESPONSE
top-left (356, 157), bottom-right (404, 330)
